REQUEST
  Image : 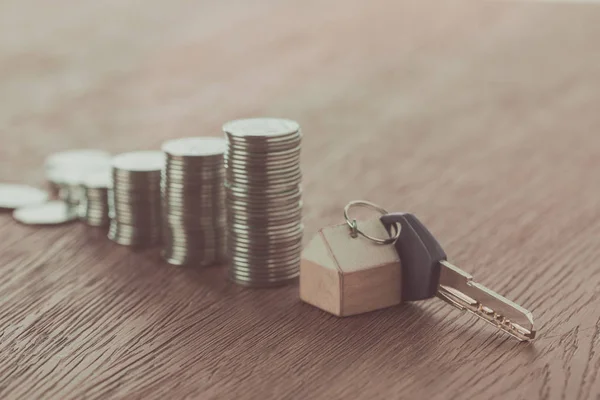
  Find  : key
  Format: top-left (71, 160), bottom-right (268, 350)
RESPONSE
top-left (381, 212), bottom-right (536, 341)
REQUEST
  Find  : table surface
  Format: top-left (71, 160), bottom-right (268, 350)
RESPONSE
top-left (2, 0), bottom-right (600, 399)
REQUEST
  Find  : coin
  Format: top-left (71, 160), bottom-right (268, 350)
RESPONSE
top-left (82, 170), bottom-right (111, 189)
top-left (13, 201), bottom-right (77, 225)
top-left (162, 137), bottom-right (227, 157)
top-left (223, 118), bottom-right (299, 138)
top-left (112, 151), bottom-right (164, 172)
top-left (45, 149), bottom-right (111, 170)
top-left (0, 184), bottom-right (49, 210)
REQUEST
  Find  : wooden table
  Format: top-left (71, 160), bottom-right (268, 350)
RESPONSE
top-left (1, 0), bottom-right (600, 398)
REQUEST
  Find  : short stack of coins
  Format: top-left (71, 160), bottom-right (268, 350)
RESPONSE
top-left (108, 151), bottom-right (163, 246)
top-left (161, 137), bottom-right (227, 266)
top-left (223, 118), bottom-right (303, 287)
top-left (79, 171), bottom-right (111, 227)
top-left (44, 149), bottom-right (111, 202)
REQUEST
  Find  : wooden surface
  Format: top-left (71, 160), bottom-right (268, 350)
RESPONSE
top-left (1, 0), bottom-right (600, 398)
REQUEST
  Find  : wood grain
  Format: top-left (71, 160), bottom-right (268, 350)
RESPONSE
top-left (1, 0), bottom-right (600, 398)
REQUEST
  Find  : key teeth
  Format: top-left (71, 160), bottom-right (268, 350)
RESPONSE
top-left (438, 283), bottom-right (535, 340)
top-left (478, 307), bottom-right (534, 341)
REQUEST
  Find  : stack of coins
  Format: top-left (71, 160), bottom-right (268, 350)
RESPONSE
top-left (161, 137), bottom-right (227, 266)
top-left (108, 151), bottom-right (163, 246)
top-left (45, 149), bottom-right (111, 203)
top-left (223, 118), bottom-right (303, 287)
top-left (80, 171), bottom-right (111, 227)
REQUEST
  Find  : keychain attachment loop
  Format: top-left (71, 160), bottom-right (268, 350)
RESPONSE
top-left (343, 200), bottom-right (400, 245)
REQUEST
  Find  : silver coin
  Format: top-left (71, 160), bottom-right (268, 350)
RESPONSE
top-left (225, 175), bottom-right (302, 189)
top-left (163, 211), bottom-right (225, 222)
top-left (48, 166), bottom-right (105, 186)
top-left (112, 151), bottom-right (164, 172)
top-left (226, 143), bottom-right (301, 156)
top-left (226, 133), bottom-right (301, 144)
top-left (164, 161), bottom-right (224, 169)
top-left (109, 225), bottom-right (161, 239)
top-left (82, 170), bottom-right (112, 189)
top-left (226, 158), bottom-right (301, 171)
top-left (226, 149), bottom-right (301, 162)
top-left (45, 149), bottom-right (111, 173)
top-left (161, 251), bottom-right (223, 267)
top-left (13, 200), bottom-right (77, 225)
top-left (227, 233), bottom-right (303, 247)
top-left (162, 137), bottom-right (226, 157)
top-left (166, 228), bottom-right (224, 237)
top-left (225, 159), bottom-right (301, 173)
top-left (82, 215), bottom-right (110, 228)
top-left (226, 196), bottom-right (301, 207)
top-left (228, 257), bottom-right (301, 268)
top-left (228, 264), bottom-right (301, 277)
top-left (225, 133), bottom-right (301, 145)
top-left (228, 273), bottom-right (298, 288)
top-left (112, 171), bottom-right (162, 180)
top-left (229, 250), bottom-right (302, 264)
top-left (225, 199), bottom-right (301, 211)
top-left (227, 213), bottom-right (302, 225)
top-left (109, 221), bottom-right (161, 233)
top-left (166, 237), bottom-right (224, 246)
top-left (161, 174), bottom-right (224, 183)
top-left (165, 217), bottom-right (226, 228)
top-left (227, 231), bottom-right (303, 243)
top-left (0, 184), bottom-right (49, 210)
top-left (166, 246), bottom-right (225, 255)
top-left (223, 118), bottom-right (299, 138)
top-left (161, 188), bottom-right (221, 198)
top-left (226, 165), bottom-right (302, 177)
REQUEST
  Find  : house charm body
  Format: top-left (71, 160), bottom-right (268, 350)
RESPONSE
top-left (300, 219), bottom-right (402, 317)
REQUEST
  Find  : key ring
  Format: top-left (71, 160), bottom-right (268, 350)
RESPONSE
top-left (343, 200), bottom-right (401, 245)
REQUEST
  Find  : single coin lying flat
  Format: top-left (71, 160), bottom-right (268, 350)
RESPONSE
top-left (13, 201), bottom-right (77, 225)
top-left (162, 137), bottom-right (226, 157)
top-left (0, 184), bottom-right (49, 210)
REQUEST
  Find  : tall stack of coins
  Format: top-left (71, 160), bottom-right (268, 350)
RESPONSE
top-left (45, 149), bottom-right (111, 203)
top-left (108, 151), bottom-right (163, 246)
top-left (161, 137), bottom-right (227, 266)
top-left (80, 171), bottom-right (111, 227)
top-left (223, 118), bottom-right (303, 287)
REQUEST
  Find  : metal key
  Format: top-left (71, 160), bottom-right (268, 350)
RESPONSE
top-left (381, 212), bottom-right (536, 341)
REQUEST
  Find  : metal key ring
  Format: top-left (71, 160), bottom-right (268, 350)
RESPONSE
top-left (343, 200), bottom-right (401, 245)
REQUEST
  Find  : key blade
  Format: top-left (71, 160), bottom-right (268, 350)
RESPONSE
top-left (437, 260), bottom-right (535, 341)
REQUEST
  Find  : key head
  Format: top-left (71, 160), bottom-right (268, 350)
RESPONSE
top-left (380, 213), bottom-right (447, 301)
